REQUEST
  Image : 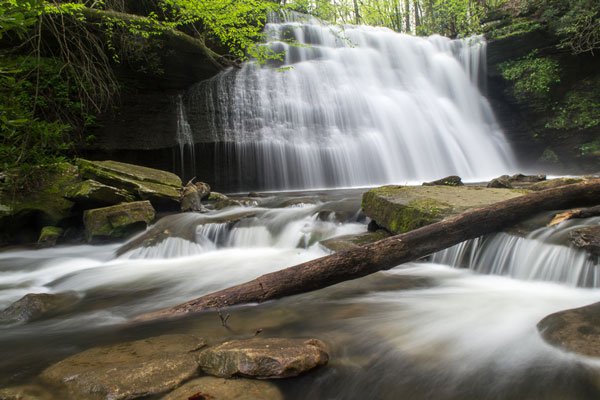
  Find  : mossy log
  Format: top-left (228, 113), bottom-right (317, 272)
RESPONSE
top-left (134, 179), bottom-right (600, 323)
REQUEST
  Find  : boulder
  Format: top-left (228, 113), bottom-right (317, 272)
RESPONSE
top-left (198, 338), bottom-right (329, 379)
top-left (362, 185), bottom-right (526, 234)
top-left (509, 173), bottom-right (546, 183)
top-left (83, 201), bottom-right (155, 242)
top-left (195, 181), bottom-right (211, 200)
top-left (537, 302), bottom-right (600, 358)
top-left (423, 175), bottom-right (464, 187)
top-left (0, 291), bottom-right (80, 323)
top-left (487, 175), bottom-right (512, 188)
top-left (64, 179), bottom-right (135, 208)
top-left (37, 226), bottom-right (64, 248)
top-left (40, 334), bottom-right (206, 400)
top-left (181, 182), bottom-right (206, 212)
top-left (207, 192), bottom-right (229, 202)
top-left (161, 376), bottom-right (283, 400)
top-left (320, 230), bottom-right (391, 252)
top-left (569, 226), bottom-right (600, 257)
top-left (76, 159), bottom-right (182, 210)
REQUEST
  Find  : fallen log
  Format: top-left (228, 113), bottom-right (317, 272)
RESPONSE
top-left (134, 179), bottom-right (600, 322)
top-left (548, 205), bottom-right (600, 226)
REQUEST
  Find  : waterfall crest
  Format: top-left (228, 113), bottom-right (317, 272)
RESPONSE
top-left (186, 16), bottom-right (515, 191)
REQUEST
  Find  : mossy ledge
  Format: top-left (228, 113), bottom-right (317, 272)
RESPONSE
top-left (362, 185), bottom-right (527, 234)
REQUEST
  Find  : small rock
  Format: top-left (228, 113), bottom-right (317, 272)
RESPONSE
top-left (538, 302), bottom-right (600, 358)
top-left (37, 226), bottom-right (64, 248)
top-left (207, 192), bottom-right (229, 202)
top-left (0, 291), bottom-right (80, 323)
top-left (509, 173), bottom-right (546, 183)
top-left (423, 175), bottom-right (463, 187)
top-left (83, 200), bottom-right (155, 242)
top-left (487, 175), bottom-right (512, 188)
top-left (570, 226), bottom-right (600, 257)
top-left (195, 182), bottom-right (211, 200)
top-left (161, 376), bottom-right (283, 400)
top-left (181, 182), bottom-right (207, 212)
top-left (198, 338), bottom-right (329, 379)
top-left (40, 334), bottom-right (206, 400)
top-left (320, 230), bottom-right (391, 252)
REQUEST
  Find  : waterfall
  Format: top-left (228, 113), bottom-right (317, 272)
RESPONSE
top-left (431, 217), bottom-right (600, 287)
top-left (185, 16), bottom-right (515, 191)
top-left (175, 95), bottom-right (195, 180)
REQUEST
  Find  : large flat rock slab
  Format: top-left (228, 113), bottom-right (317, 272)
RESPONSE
top-left (362, 185), bottom-right (526, 234)
top-left (40, 334), bottom-right (206, 400)
top-left (161, 376), bottom-right (283, 400)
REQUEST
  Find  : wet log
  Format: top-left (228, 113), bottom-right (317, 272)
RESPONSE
top-left (134, 179), bottom-right (600, 322)
top-left (548, 205), bottom-right (600, 226)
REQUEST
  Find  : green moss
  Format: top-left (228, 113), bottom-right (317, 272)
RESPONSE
top-left (500, 50), bottom-right (561, 101)
top-left (83, 201), bottom-right (155, 242)
top-left (546, 78), bottom-right (600, 131)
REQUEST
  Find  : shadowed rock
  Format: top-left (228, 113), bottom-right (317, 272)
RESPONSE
top-left (161, 376), bottom-right (283, 400)
top-left (0, 292), bottom-right (80, 323)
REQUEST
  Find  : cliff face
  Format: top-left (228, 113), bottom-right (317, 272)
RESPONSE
top-left (486, 25), bottom-right (600, 174)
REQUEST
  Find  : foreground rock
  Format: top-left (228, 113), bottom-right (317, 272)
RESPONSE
top-left (0, 292), bottom-right (80, 323)
top-left (0, 384), bottom-right (57, 400)
top-left (161, 377), bottom-right (283, 400)
top-left (362, 185), bottom-right (526, 234)
top-left (40, 334), bottom-right (206, 400)
top-left (538, 302), bottom-right (600, 358)
top-left (198, 338), bottom-right (329, 379)
top-left (83, 201), bottom-right (155, 242)
top-left (77, 159), bottom-right (182, 210)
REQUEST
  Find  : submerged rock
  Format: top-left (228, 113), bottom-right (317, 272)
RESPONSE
top-left (362, 185), bottom-right (525, 234)
top-left (76, 159), bottom-right (182, 210)
top-left (64, 179), bottom-right (135, 208)
top-left (198, 338), bottom-right (329, 379)
top-left (537, 302), bottom-right (600, 358)
top-left (37, 226), bottom-right (64, 248)
top-left (320, 230), bottom-right (391, 252)
top-left (0, 291), bottom-right (80, 323)
top-left (40, 334), bottom-right (206, 400)
top-left (161, 376), bottom-right (283, 400)
top-left (423, 175), bottom-right (464, 187)
top-left (83, 200), bottom-right (155, 242)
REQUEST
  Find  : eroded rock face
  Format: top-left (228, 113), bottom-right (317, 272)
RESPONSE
top-left (0, 292), bottom-right (80, 324)
top-left (361, 185), bottom-right (525, 234)
top-left (40, 334), bottom-right (206, 400)
top-left (83, 200), bottom-right (155, 242)
top-left (537, 302), bottom-right (600, 358)
top-left (161, 376), bottom-right (284, 400)
top-left (198, 338), bottom-right (329, 379)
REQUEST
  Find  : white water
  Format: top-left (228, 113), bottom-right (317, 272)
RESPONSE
top-left (432, 217), bottom-right (600, 287)
top-left (175, 94), bottom-right (195, 179)
top-left (189, 16), bottom-right (515, 190)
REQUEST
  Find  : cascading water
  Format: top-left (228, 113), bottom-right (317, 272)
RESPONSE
top-left (175, 94), bottom-right (195, 180)
top-left (186, 14), bottom-right (515, 190)
top-left (432, 217), bottom-right (600, 287)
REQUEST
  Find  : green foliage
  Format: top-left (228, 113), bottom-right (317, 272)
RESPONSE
top-left (539, 148), bottom-right (559, 163)
top-left (500, 51), bottom-right (560, 100)
top-left (546, 81), bottom-right (600, 130)
top-left (579, 140), bottom-right (600, 156)
top-left (0, 56), bottom-right (97, 171)
top-left (485, 17), bottom-right (542, 40)
top-left (0, 0), bottom-right (43, 39)
top-left (418, 0), bottom-right (484, 38)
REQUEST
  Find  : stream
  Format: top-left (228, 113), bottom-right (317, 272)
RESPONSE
top-left (1, 189), bottom-right (599, 399)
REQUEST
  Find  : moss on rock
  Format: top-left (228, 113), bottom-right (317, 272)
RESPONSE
top-left (83, 200), bottom-right (155, 242)
top-left (362, 185), bottom-right (526, 234)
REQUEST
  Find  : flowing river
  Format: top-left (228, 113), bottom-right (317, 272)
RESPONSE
top-left (0, 189), bottom-right (599, 399)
